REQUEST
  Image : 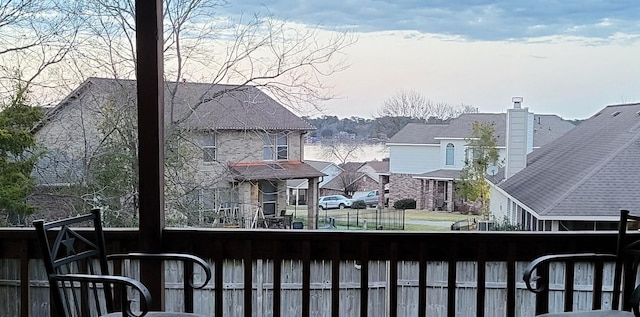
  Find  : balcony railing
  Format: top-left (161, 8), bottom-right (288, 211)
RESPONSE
top-left (0, 228), bottom-right (623, 316)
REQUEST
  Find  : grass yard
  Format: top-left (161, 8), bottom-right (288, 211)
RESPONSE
top-left (286, 206), bottom-right (479, 231)
top-left (403, 209), bottom-right (478, 222)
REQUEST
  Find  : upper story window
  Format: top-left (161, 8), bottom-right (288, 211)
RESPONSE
top-left (203, 133), bottom-right (216, 162)
top-left (465, 147), bottom-right (483, 162)
top-left (263, 131), bottom-right (288, 161)
top-left (446, 143), bottom-right (454, 165)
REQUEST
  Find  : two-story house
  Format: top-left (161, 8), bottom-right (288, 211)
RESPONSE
top-left (32, 77), bottom-right (324, 227)
top-left (385, 99), bottom-right (575, 211)
top-left (489, 103), bottom-right (640, 231)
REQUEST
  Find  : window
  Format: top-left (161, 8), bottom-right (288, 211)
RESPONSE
top-left (465, 147), bottom-right (484, 163)
top-left (263, 131), bottom-right (288, 160)
top-left (203, 133), bottom-right (216, 162)
top-left (277, 133), bottom-right (288, 160)
top-left (445, 143), bottom-right (454, 165)
top-left (200, 189), bottom-right (216, 210)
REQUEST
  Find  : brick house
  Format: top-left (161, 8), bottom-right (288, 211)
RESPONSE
top-left (32, 77), bottom-right (324, 227)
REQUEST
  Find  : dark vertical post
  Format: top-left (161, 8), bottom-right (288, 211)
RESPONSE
top-left (135, 0), bottom-right (165, 311)
top-left (20, 242), bottom-right (29, 317)
top-left (360, 241), bottom-right (369, 317)
top-left (331, 241), bottom-right (340, 317)
top-left (418, 242), bottom-right (427, 317)
top-left (507, 243), bottom-right (516, 317)
top-left (476, 243), bottom-right (486, 317)
top-left (273, 241), bottom-right (282, 317)
top-left (214, 240), bottom-right (224, 316)
top-left (243, 240), bottom-right (252, 317)
top-left (389, 242), bottom-right (398, 317)
top-left (447, 245), bottom-right (457, 317)
top-left (302, 240), bottom-right (311, 317)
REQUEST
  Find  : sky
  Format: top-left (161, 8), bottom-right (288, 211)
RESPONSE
top-left (220, 0), bottom-right (640, 120)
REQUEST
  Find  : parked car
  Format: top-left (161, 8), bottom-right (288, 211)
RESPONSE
top-left (318, 195), bottom-right (353, 210)
top-left (360, 189), bottom-right (389, 207)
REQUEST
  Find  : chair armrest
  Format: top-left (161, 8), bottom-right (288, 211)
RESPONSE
top-left (50, 273), bottom-right (151, 317)
top-left (522, 253), bottom-right (617, 293)
top-left (107, 253), bottom-right (212, 289)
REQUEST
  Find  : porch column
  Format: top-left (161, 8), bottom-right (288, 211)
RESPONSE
top-left (378, 177), bottom-right (385, 208)
top-left (307, 177), bottom-right (319, 229)
top-left (136, 0), bottom-right (164, 310)
top-left (426, 180), bottom-right (434, 211)
top-left (447, 180), bottom-right (454, 212)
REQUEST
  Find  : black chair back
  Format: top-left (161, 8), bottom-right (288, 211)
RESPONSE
top-left (35, 209), bottom-right (120, 316)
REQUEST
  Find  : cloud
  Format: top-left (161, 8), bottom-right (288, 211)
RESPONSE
top-left (223, 0), bottom-right (640, 41)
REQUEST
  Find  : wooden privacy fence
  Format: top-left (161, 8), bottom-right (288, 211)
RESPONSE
top-left (0, 228), bottom-right (629, 316)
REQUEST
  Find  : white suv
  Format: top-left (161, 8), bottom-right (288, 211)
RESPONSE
top-left (318, 195), bottom-right (353, 210)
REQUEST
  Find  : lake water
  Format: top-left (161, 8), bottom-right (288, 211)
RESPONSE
top-left (304, 143), bottom-right (389, 163)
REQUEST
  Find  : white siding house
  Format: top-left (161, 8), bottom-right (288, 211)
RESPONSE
top-left (386, 100), bottom-right (575, 212)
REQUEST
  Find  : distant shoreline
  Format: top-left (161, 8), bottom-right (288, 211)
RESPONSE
top-left (304, 143), bottom-right (389, 163)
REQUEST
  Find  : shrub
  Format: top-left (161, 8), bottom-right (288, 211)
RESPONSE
top-left (393, 198), bottom-right (416, 210)
top-left (351, 200), bottom-right (366, 209)
top-left (491, 215), bottom-right (521, 231)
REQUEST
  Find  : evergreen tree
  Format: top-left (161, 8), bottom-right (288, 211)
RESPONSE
top-left (0, 84), bottom-right (43, 224)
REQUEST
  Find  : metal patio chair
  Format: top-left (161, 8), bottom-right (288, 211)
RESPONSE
top-left (523, 209), bottom-right (640, 316)
top-left (34, 209), bottom-right (212, 317)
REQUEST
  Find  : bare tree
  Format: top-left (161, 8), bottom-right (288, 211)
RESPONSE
top-left (318, 140), bottom-right (368, 197)
top-left (0, 0), bottom-right (82, 103)
top-left (318, 140), bottom-right (363, 165)
top-left (377, 90), bottom-right (477, 137)
top-left (31, 2), bottom-right (355, 225)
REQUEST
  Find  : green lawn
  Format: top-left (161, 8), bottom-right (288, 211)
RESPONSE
top-left (403, 209), bottom-right (479, 222)
top-left (286, 206), bottom-right (479, 231)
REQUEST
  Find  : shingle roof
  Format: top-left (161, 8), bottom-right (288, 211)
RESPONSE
top-left (387, 112), bottom-right (574, 147)
top-left (439, 113), bottom-right (506, 144)
top-left (230, 161), bottom-right (325, 181)
top-left (414, 169), bottom-right (462, 180)
top-left (43, 77), bottom-right (314, 131)
top-left (321, 171), bottom-right (373, 191)
top-left (386, 123), bottom-right (448, 144)
top-left (364, 160), bottom-right (389, 173)
top-left (304, 160), bottom-right (338, 172)
top-left (498, 103), bottom-right (640, 218)
top-left (340, 162), bottom-right (364, 171)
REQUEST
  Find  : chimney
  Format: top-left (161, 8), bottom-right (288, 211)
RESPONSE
top-left (505, 97), bottom-right (531, 179)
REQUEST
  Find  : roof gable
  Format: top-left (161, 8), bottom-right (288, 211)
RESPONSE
top-left (387, 112), bottom-right (574, 148)
top-left (41, 77), bottom-right (314, 131)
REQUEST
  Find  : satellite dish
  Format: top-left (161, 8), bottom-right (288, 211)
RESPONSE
top-left (486, 165), bottom-right (499, 176)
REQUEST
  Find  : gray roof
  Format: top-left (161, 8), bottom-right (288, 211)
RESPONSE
top-left (387, 123), bottom-right (448, 144)
top-left (498, 103), bottom-right (640, 218)
top-left (387, 112), bottom-right (574, 147)
top-left (230, 161), bottom-right (325, 181)
top-left (43, 77), bottom-right (314, 131)
top-left (414, 169), bottom-right (462, 180)
top-left (304, 160), bottom-right (338, 172)
top-left (364, 160), bottom-right (390, 173)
